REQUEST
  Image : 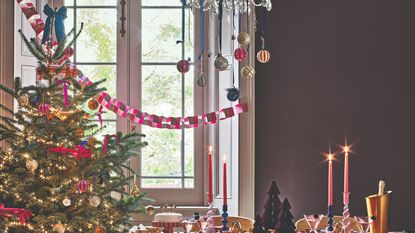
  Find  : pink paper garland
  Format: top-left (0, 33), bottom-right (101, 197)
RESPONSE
top-left (17, 0), bottom-right (249, 130)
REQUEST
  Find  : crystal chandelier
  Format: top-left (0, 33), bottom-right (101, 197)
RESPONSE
top-left (187, 0), bottom-right (272, 14)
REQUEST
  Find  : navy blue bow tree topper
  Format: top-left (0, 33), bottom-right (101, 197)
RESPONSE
top-left (42, 4), bottom-right (67, 44)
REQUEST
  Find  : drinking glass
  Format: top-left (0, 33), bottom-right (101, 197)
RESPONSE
top-left (304, 214), bottom-right (324, 233)
top-left (354, 216), bottom-right (373, 233)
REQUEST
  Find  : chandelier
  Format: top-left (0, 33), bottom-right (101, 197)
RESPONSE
top-left (187, 0), bottom-right (272, 14)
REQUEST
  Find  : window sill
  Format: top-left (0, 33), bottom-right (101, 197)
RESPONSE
top-left (131, 206), bottom-right (220, 225)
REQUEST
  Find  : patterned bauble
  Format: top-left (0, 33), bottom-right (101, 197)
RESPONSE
top-left (64, 47), bottom-right (75, 58)
top-left (75, 128), bottom-right (84, 138)
top-left (18, 95), bottom-right (29, 106)
top-left (25, 159), bottom-right (38, 171)
top-left (197, 72), bottom-right (207, 87)
top-left (88, 99), bottom-right (99, 110)
top-left (226, 87), bottom-right (240, 102)
top-left (38, 103), bottom-right (51, 115)
top-left (257, 49), bottom-right (271, 63)
top-left (130, 184), bottom-right (141, 197)
top-left (89, 195), bottom-right (101, 207)
top-left (62, 198), bottom-right (71, 207)
top-left (77, 180), bottom-right (90, 193)
top-left (234, 48), bottom-right (247, 61)
top-left (95, 226), bottom-right (106, 233)
top-left (53, 223), bottom-right (66, 233)
top-left (241, 66), bottom-right (255, 80)
top-left (237, 32), bottom-right (251, 46)
top-left (177, 59), bottom-right (190, 73)
top-left (214, 54), bottom-right (229, 71)
top-left (145, 205), bottom-right (156, 216)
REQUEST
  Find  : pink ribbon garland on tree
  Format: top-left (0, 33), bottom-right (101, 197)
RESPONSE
top-left (0, 203), bottom-right (32, 224)
top-left (48, 145), bottom-right (92, 159)
top-left (16, 0), bottom-right (45, 41)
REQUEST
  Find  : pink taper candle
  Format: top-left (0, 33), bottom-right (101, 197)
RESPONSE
top-left (223, 155), bottom-right (227, 205)
top-left (208, 146), bottom-right (213, 203)
top-left (343, 144), bottom-right (350, 204)
top-left (328, 153), bottom-right (333, 206)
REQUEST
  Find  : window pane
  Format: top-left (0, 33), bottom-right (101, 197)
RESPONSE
top-left (65, 9), bottom-right (75, 33)
top-left (86, 121), bottom-right (117, 140)
top-left (184, 178), bottom-right (194, 189)
top-left (142, 0), bottom-right (182, 7)
top-left (142, 178), bottom-right (182, 189)
top-left (64, 0), bottom-right (74, 6)
top-left (142, 9), bottom-right (194, 63)
top-left (76, 9), bottom-right (117, 62)
top-left (76, 0), bottom-right (117, 6)
top-left (141, 127), bottom-right (182, 177)
top-left (184, 128), bottom-right (194, 176)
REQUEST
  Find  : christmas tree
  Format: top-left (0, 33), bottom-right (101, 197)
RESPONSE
top-left (253, 214), bottom-right (266, 233)
top-left (0, 17), bottom-right (149, 233)
top-left (262, 180), bottom-right (282, 230)
top-left (276, 198), bottom-right (296, 233)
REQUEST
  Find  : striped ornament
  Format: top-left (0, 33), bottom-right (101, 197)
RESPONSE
top-left (77, 180), bottom-right (89, 193)
top-left (257, 49), bottom-right (271, 63)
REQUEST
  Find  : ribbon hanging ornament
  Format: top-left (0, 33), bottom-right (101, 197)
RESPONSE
top-left (240, 0), bottom-right (255, 80)
top-left (42, 4), bottom-right (67, 45)
top-left (177, 0), bottom-right (191, 74)
top-left (197, 0), bottom-right (207, 87)
top-left (227, 0), bottom-right (240, 102)
top-left (56, 79), bottom-right (69, 109)
top-left (214, 0), bottom-right (229, 71)
top-left (257, 7), bottom-right (271, 64)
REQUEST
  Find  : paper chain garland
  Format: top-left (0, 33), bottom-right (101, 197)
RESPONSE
top-left (17, 0), bottom-right (248, 130)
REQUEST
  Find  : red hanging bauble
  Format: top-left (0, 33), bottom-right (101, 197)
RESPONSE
top-left (257, 49), bottom-right (271, 63)
top-left (38, 103), bottom-right (51, 115)
top-left (77, 180), bottom-right (90, 193)
top-left (64, 47), bottom-right (75, 58)
top-left (177, 60), bottom-right (190, 73)
top-left (234, 48), bottom-right (247, 61)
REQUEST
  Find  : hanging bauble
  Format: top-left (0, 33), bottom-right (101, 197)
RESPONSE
top-left (64, 47), bottom-right (75, 58)
top-left (145, 205), bottom-right (156, 216)
top-left (95, 226), bottom-right (106, 233)
top-left (177, 59), bottom-right (190, 73)
top-left (237, 32), bottom-right (251, 46)
top-left (130, 184), bottom-right (141, 197)
top-left (62, 198), bottom-right (71, 207)
top-left (88, 137), bottom-right (97, 148)
top-left (77, 180), bottom-right (90, 193)
top-left (18, 95), bottom-right (29, 107)
top-left (226, 87), bottom-right (240, 102)
top-left (197, 72), bottom-right (207, 87)
top-left (234, 48), bottom-right (247, 61)
top-left (89, 195), bottom-right (101, 207)
top-left (88, 99), bottom-right (99, 110)
top-left (257, 49), bottom-right (271, 63)
top-left (38, 103), bottom-right (51, 115)
top-left (32, 95), bottom-right (41, 105)
top-left (241, 66), bottom-right (255, 80)
top-left (53, 223), bottom-right (66, 233)
top-left (25, 159), bottom-right (38, 171)
top-left (75, 128), bottom-right (84, 138)
top-left (214, 54), bottom-right (229, 71)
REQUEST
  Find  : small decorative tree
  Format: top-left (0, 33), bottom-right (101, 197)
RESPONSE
top-left (276, 198), bottom-right (296, 233)
top-left (262, 180), bottom-right (282, 230)
top-left (253, 214), bottom-right (266, 233)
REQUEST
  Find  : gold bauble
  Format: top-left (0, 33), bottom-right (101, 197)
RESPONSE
top-left (75, 128), bottom-right (84, 138)
top-left (18, 95), bottom-right (29, 107)
top-left (95, 226), bottom-right (106, 233)
top-left (88, 137), bottom-right (97, 147)
top-left (88, 99), bottom-right (99, 110)
top-left (237, 32), bottom-right (251, 46)
top-left (241, 66), bottom-right (255, 80)
top-left (53, 223), bottom-right (66, 233)
top-left (145, 205), bottom-right (155, 216)
top-left (25, 159), bottom-right (38, 171)
top-left (214, 54), bottom-right (229, 71)
top-left (130, 184), bottom-right (141, 197)
top-left (89, 195), bottom-right (101, 207)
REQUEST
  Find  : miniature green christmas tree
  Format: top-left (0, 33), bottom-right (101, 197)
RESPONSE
top-left (262, 180), bottom-right (282, 230)
top-left (276, 198), bottom-right (296, 233)
top-left (253, 214), bottom-right (266, 233)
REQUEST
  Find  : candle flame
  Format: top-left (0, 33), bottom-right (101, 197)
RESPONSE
top-left (208, 145), bottom-right (213, 153)
top-left (223, 155), bottom-right (227, 162)
top-left (342, 142), bottom-right (351, 155)
top-left (328, 153), bottom-right (334, 161)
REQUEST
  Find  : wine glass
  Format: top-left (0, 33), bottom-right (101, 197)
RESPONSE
top-left (199, 218), bottom-right (208, 232)
top-left (304, 214), bottom-right (324, 233)
top-left (354, 216), bottom-right (374, 233)
top-left (183, 219), bottom-right (196, 233)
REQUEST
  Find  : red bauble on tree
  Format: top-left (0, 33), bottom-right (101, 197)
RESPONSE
top-left (77, 180), bottom-right (90, 193)
top-left (177, 59), bottom-right (190, 73)
top-left (234, 48), bottom-right (247, 61)
top-left (38, 103), bottom-right (51, 115)
top-left (64, 47), bottom-right (75, 58)
top-left (257, 49), bottom-right (271, 63)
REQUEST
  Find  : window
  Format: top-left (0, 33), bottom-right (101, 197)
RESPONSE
top-left (64, 0), bottom-right (118, 138)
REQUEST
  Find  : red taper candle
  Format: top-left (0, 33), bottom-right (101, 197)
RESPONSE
top-left (223, 155), bottom-right (227, 205)
top-left (328, 153), bottom-right (334, 206)
top-left (208, 146), bottom-right (213, 203)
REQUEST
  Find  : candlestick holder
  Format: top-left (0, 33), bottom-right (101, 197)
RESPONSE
top-left (343, 192), bottom-right (351, 233)
top-left (221, 204), bottom-right (229, 232)
top-left (326, 205), bottom-right (334, 232)
top-left (205, 202), bottom-right (215, 233)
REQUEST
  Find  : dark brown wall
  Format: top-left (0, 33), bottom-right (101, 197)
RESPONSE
top-left (255, 0), bottom-right (415, 230)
